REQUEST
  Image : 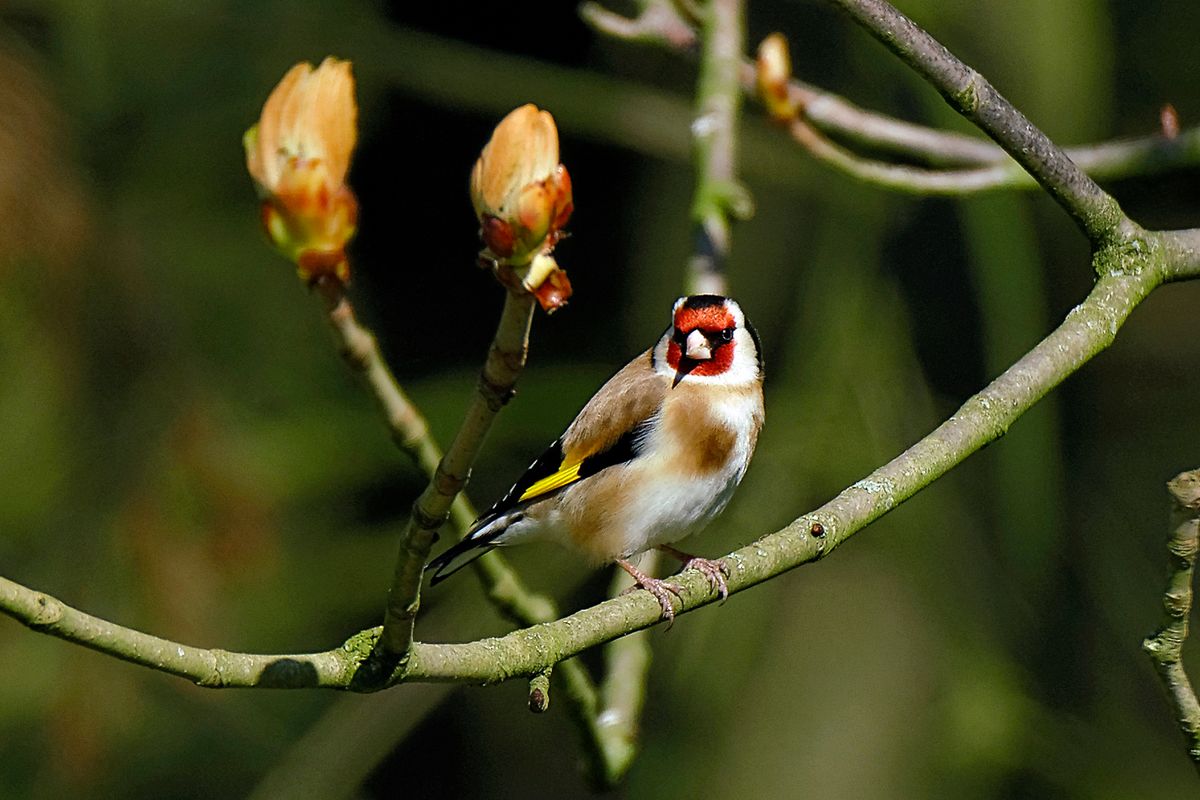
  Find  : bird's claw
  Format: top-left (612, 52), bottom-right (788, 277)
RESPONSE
top-left (682, 556), bottom-right (730, 601)
top-left (620, 575), bottom-right (684, 625)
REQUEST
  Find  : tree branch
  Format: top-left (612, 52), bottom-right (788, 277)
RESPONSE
top-left (313, 277), bottom-right (475, 537)
top-left (400, 257), bottom-right (1165, 684)
top-left (1144, 469), bottom-right (1200, 775)
top-left (313, 274), bottom-right (604, 741)
top-left (314, 276), bottom-right (583, 637)
top-left (585, 1), bottom-right (1200, 192)
top-left (579, 0), bottom-right (696, 49)
top-left (0, 574), bottom-right (358, 688)
top-left (592, 567), bottom-right (653, 785)
top-left (5, 13), bottom-right (1200, 779)
top-left (783, 73), bottom-right (1200, 178)
top-left (556, 0), bottom-right (750, 780)
top-left (784, 116), bottom-right (1026, 196)
top-left (686, 0), bottom-right (748, 295)
top-left (377, 289), bottom-right (535, 665)
top-left (785, 115), bottom-right (1200, 197)
top-left (1162, 228), bottom-right (1200, 282)
top-left (824, 0), bottom-right (1128, 243)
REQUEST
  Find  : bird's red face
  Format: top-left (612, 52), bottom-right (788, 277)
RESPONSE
top-left (666, 298), bottom-right (739, 380)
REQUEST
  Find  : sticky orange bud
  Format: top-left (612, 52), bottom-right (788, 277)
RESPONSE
top-left (527, 254), bottom-right (572, 313)
top-left (245, 57), bottom-right (358, 283)
top-left (756, 34), bottom-right (797, 123)
top-left (469, 105), bottom-right (573, 267)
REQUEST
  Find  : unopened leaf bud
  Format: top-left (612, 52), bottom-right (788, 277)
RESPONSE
top-left (756, 34), bottom-right (797, 123)
top-left (244, 57), bottom-right (358, 283)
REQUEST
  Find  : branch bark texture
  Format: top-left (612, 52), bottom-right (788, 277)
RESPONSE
top-left (1144, 469), bottom-right (1200, 773)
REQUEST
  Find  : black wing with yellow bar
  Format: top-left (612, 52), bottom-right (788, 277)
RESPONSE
top-left (474, 420), bottom-right (653, 527)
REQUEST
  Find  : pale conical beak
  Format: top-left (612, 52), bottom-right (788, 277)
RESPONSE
top-left (685, 329), bottom-right (712, 360)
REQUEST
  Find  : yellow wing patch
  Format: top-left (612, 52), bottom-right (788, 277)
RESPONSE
top-left (519, 459), bottom-right (583, 502)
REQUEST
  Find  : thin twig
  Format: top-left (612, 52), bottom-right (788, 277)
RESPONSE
top-left (779, 71), bottom-right (1004, 167)
top-left (825, 0), bottom-right (1129, 243)
top-left (313, 277), bottom-right (475, 536)
top-left (769, 57), bottom-right (1200, 177)
top-left (586, 1), bottom-right (1200, 188)
top-left (552, 599), bottom-right (648, 790)
top-left (377, 289), bottom-right (536, 665)
top-left (1144, 469), bottom-right (1200, 774)
top-left (787, 116), bottom-right (1200, 197)
top-left (786, 116), bottom-right (1023, 196)
top-left (579, 0), bottom-right (696, 49)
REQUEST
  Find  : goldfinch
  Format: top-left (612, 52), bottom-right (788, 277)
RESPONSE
top-left (428, 294), bottom-right (764, 622)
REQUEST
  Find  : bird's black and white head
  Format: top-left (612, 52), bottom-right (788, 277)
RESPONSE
top-left (652, 295), bottom-right (762, 387)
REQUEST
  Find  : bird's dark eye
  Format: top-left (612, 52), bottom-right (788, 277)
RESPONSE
top-left (718, 327), bottom-right (735, 343)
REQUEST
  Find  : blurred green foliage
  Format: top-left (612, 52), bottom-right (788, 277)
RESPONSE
top-left (1, 0), bottom-right (1199, 797)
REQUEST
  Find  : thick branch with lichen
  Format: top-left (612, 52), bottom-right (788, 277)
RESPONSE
top-left (1144, 469), bottom-right (1200, 773)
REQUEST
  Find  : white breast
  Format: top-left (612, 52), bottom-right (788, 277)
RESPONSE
top-left (612, 387), bottom-right (761, 557)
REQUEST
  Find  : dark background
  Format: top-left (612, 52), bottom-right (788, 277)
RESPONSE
top-left (1, 0), bottom-right (1199, 797)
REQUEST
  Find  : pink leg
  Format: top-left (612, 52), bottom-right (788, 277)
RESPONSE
top-left (658, 544), bottom-right (730, 601)
top-left (615, 558), bottom-right (684, 625)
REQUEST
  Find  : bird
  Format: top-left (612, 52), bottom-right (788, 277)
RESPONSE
top-left (427, 294), bottom-right (764, 623)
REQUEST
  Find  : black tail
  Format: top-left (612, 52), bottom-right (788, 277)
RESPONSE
top-left (427, 537), bottom-right (495, 585)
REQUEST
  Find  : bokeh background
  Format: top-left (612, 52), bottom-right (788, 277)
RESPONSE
top-left (2, 0), bottom-right (1199, 797)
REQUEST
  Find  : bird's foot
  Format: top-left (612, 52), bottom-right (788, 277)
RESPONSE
top-left (683, 556), bottom-right (730, 601)
top-left (616, 558), bottom-right (684, 625)
top-left (658, 545), bottom-right (731, 601)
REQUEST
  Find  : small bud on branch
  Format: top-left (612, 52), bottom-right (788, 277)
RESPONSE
top-left (756, 33), bottom-right (798, 123)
